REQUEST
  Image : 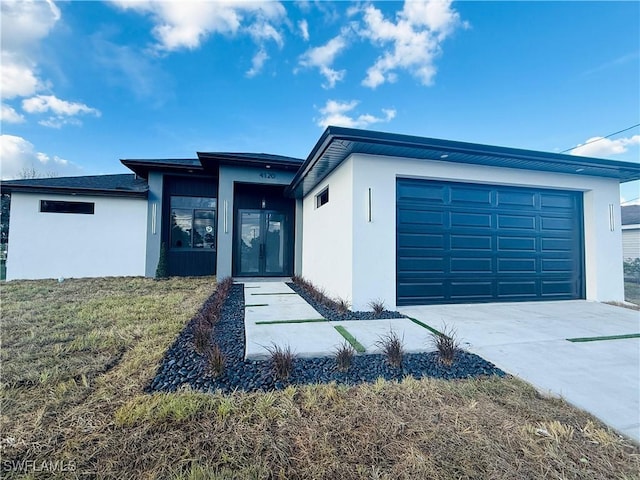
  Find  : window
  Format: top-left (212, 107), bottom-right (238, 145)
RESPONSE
top-left (40, 200), bottom-right (94, 214)
top-left (315, 187), bottom-right (329, 208)
top-left (170, 196), bottom-right (217, 250)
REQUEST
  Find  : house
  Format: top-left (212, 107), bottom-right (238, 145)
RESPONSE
top-left (621, 205), bottom-right (640, 261)
top-left (3, 126), bottom-right (640, 309)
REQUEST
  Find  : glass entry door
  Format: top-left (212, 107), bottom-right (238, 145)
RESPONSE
top-left (236, 209), bottom-right (289, 276)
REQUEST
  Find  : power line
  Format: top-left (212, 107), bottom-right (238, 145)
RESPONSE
top-left (560, 123), bottom-right (640, 154)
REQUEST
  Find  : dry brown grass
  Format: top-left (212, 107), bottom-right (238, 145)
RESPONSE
top-left (1, 277), bottom-right (639, 479)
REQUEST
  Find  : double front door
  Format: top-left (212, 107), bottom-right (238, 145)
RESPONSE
top-left (235, 209), bottom-right (292, 276)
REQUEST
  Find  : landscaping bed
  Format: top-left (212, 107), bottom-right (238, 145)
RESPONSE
top-left (149, 283), bottom-right (504, 393)
top-left (287, 281), bottom-right (404, 321)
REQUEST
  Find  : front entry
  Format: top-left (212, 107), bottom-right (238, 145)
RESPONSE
top-left (236, 209), bottom-right (291, 276)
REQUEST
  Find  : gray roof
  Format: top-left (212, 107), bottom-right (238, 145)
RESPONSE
top-left (622, 205), bottom-right (640, 225)
top-left (286, 126), bottom-right (640, 198)
top-left (1, 174), bottom-right (148, 198)
top-left (197, 152), bottom-right (303, 170)
top-left (120, 158), bottom-right (203, 178)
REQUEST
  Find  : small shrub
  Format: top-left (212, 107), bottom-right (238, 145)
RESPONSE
top-left (205, 343), bottom-right (225, 377)
top-left (311, 286), bottom-right (327, 303)
top-left (432, 325), bottom-right (460, 366)
top-left (368, 299), bottom-right (386, 317)
top-left (155, 242), bottom-right (169, 279)
top-left (266, 344), bottom-right (296, 381)
top-left (334, 297), bottom-right (351, 314)
top-left (376, 330), bottom-right (404, 368)
top-left (192, 317), bottom-right (211, 354)
top-left (334, 342), bottom-right (355, 372)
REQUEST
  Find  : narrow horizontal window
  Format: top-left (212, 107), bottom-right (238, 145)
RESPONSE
top-left (40, 200), bottom-right (94, 214)
top-left (316, 187), bottom-right (329, 208)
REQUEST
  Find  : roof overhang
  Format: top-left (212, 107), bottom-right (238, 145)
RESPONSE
top-left (120, 158), bottom-right (204, 178)
top-left (1, 184), bottom-right (148, 199)
top-left (197, 152), bottom-right (303, 171)
top-left (286, 126), bottom-right (640, 198)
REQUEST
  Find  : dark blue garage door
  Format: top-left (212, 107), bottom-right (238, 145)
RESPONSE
top-left (396, 179), bottom-right (584, 305)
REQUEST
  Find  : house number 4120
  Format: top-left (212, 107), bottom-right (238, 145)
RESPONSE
top-left (260, 172), bottom-right (276, 179)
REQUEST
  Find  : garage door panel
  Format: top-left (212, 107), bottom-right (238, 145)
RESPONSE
top-left (541, 216), bottom-right (573, 231)
top-left (451, 212), bottom-right (492, 228)
top-left (498, 281), bottom-right (538, 297)
top-left (398, 209), bottom-right (444, 226)
top-left (450, 258), bottom-right (492, 272)
top-left (497, 214), bottom-right (536, 230)
top-left (450, 235), bottom-right (492, 250)
top-left (450, 187), bottom-right (492, 205)
top-left (497, 236), bottom-right (536, 251)
top-left (540, 193), bottom-right (575, 209)
top-left (497, 258), bottom-right (537, 273)
top-left (542, 280), bottom-right (576, 296)
top-left (496, 191), bottom-right (536, 208)
top-left (398, 281), bottom-right (445, 299)
top-left (397, 178), bottom-right (584, 305)
top-left (541, 238), bottom-right (573, 252)
top-left (450, 281), bottom-right (493, 298)
top-left (397, 257), bottom-right (445, 272)
top-left (542, 259), bottom-right (574, 272)
top-left (398, 233), bottom-right (444, 248)
top-left (397, 183), bottom-right (446, 203)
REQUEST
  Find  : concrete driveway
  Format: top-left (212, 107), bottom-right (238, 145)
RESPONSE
top-left (399, 300), bottom-right (640, 443)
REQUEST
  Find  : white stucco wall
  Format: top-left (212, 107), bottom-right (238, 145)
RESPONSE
top-left (6, 192), bottom-right (147, 280)
top-left (301, 157), bottom-right (353, 303)
top-left (303, 153), bottom-right (626, 310)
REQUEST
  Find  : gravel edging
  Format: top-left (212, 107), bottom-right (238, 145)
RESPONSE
top-left (148, 283), bottom-right (505, 393)
top-left (286, 282), bottom-right (404, 321)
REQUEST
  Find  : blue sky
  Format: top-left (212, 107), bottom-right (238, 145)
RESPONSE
top-left (1, 0), bottom-right (639, 202)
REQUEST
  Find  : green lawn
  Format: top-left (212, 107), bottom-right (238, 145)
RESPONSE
top-left (1, 277), bottom-right (638, 479)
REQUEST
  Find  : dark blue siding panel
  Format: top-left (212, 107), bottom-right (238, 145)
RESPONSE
top-left (397, 178), bottom-right (584, 305)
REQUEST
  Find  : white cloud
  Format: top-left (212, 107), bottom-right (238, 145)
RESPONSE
top-left (0, 53), bottom-right (42, 100)
top-left (0, 0), bottom-right (60, 53)
top-left (1, 1), bottom-right (100, 126)
top-left (110, 1), bottom-right (287, 51)
top-left (0, 134), bottom-right (82, 180)
top-left (21, 95), bottom-right (101, 128)
top-left (298, 19), bottom-right (309, 41)
top-left (570, 135), bottom-right (640, 157)
top-left (316, 99), bottom-right (396, 129)
top-left (22, 95), bottom-right (101, 117)
top-left (0, 1), bottom-right (59, 100)
top-left (298, 31), bottom-right (349, 88)
top-left (358, 0), bottom-right (465, 88)
top-left (246, 49), bottom-right (269, 78)
top-left (1, 103), bottom-right (25, 123)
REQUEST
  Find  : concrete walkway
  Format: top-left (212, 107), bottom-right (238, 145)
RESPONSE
top-left (400, 300), bottom-right (640, 443)
top-left (243, 282), bottom-right (433, 360)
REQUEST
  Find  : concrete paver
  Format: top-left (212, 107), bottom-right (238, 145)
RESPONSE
top-left (242, 282), bottom-right (436, 360)
top-left (400, 300), bottom-right (640, 443)
top-left (332, 319), bottom-right (435, 354)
